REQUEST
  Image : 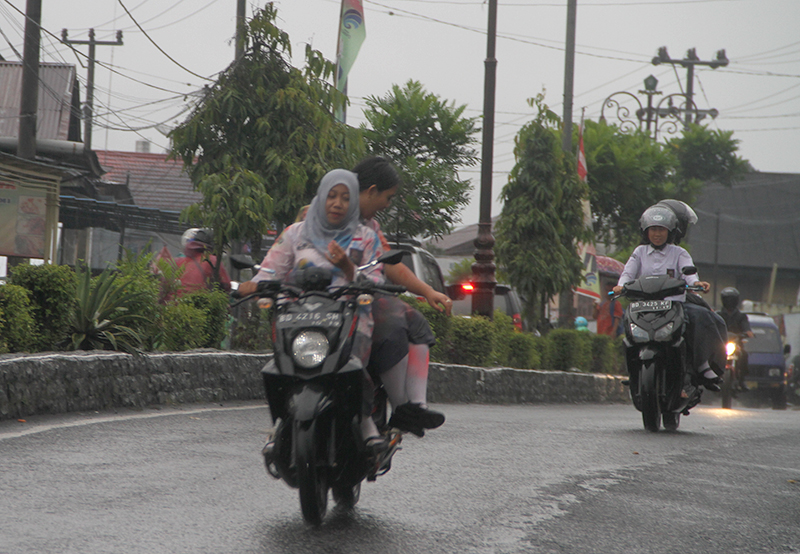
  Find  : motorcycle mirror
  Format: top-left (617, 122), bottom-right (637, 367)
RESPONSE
top-left (681, 266), bottom-right (697, 276)
top-left (230, 254), bottom-right (257, 271)
top-left (378, 249), bottom-right (405, 266)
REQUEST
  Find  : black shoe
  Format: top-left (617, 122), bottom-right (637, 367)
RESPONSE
top-left (389, 403), bottom-right (445, 436)
top-left (621, 379), bottom-right (630, 386)
top-left (700, 375), bottom-right (722, 392)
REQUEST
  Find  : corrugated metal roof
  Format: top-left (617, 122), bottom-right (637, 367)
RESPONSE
top-left (95, 150), bottom-right (201, 212)
top-left (686, 172), bottom-right (800, 271)
top-left (0, 62), bottom-right (77, 140)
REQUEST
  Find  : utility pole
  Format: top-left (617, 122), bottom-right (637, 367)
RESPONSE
top-left (652, 47), bottom-right (728, 129)
top-left (18, 0), bottom-right (41, 160)
top-left (471, 0), bottom-right (498, 318)
top-left (61, 28), bottom-right (123, 151)
top-left (558, 0), bottom-right (578, 328)
top-left (235, 0), bottom-right (246, 61)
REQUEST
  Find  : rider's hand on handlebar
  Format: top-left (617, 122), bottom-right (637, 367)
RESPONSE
top-left (612, 285), bottom-right (623, 295)
top-left (696, 280), bottom-right (711, 292)
top-left (237, 281), bottom-right (258, 296)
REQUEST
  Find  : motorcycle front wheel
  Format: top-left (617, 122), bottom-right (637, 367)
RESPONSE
top-left (721, 367), bottom-right (734, 409)
top-left (662, 412), bottom-right (680, 431)
top-left (332, 482), bottom-right (361, 509)
top-left (295, 422), bottom-right (328, 525)
top-left (640, 362), bottom-right (662, 432)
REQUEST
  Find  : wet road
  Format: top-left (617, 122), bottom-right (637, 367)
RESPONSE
top-left (2, 401), bottom-right (799, 554)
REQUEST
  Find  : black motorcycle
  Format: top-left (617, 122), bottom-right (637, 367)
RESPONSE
top-left (615, 268), bottom-right (706, 432)
top-left (231, 251), bottom-right (407, 525)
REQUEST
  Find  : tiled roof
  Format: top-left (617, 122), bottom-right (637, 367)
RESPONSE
top-left (95, 150), bottom-right (201, 212)
top-left (0, 62), bottom-right (78, 141)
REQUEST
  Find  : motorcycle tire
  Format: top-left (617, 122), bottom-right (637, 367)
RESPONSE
top-left (640, 362), bottom-right (661, 432)
top-left (332, 482), bottom-right (361, 509)
top-left (295, 421), bottom-right (328, 525)
top-left (662, 412), bottom-right (680, 431)
top-left (721, 368), bottom-right (734, 410)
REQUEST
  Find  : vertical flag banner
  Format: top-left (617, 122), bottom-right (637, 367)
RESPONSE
top-left (575, 108), bottom-right (601, 301)
top-left (335, 0), bottom-right (366, 122)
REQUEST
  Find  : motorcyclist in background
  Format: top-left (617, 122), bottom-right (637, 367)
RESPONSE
top-left (614, 204), bottom-right (727, 391)
top-left (719, 287), bottom-right (754, 391)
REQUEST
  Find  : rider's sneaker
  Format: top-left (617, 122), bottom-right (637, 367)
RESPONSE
top-left (389, 403), bottom-right (445, 436)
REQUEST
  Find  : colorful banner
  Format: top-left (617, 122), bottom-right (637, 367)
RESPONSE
top-left (335, 0), bottom-right (366, 122)
top-left (575, 241), bottom-right (601, 300)
top-left (0, 180), bottom-right (47, 258)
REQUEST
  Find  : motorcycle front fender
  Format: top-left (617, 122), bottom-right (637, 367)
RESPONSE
top-left (289, 383), bottom-right (334, 423)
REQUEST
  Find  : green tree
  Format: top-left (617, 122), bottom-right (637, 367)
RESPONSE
top-left (582, 120), bottom-right (677, 250)
top-left (170, 3), bottom-right (364, 261)
top-left (362, 80), bottom-right (478, 239)
top-left (585, 121), bottom-right (750, 250)
top-left (668, 124), bottom-right (751, 186)
top-left (495, 96), bottom-right (592, 331)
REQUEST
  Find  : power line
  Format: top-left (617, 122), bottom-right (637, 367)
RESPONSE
top-left (117, 0), bottom-right (212, 82)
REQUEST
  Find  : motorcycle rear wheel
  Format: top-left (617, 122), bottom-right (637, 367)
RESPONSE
top-left (662, 412), bottom-right (680, 431)
top-left (296, 423), bottom-right (328, 525)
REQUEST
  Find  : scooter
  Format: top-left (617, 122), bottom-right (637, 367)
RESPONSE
top-left (615, 267), bottom-right (706, 432)
top-left (231, 250), bottom-right (407, 525)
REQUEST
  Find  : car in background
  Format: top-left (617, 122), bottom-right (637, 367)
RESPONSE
top-left (445, 282), bottom-right (528, 332)
top-left (741, 313), bottom-right (791, 409)
top-left (388, 240), bottom-right (447, 295)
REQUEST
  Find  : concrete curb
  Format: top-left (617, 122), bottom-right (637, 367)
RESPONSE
top-left (0, 352), bottom-right (629, 420)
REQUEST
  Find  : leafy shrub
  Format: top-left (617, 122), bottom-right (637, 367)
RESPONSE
top-left (231, 305), bottom-right (273, 352)
top-left (9, 263), bottom-right (77, 351)
top-left (541, 329), bottom-right (593, 372)
top-left (158, 303), bottom-right (208, 351)
top-left (490, 309), bottom-right (516, 366)
top-left (178, 289), bottom-right (230, 348)
top-left (0, 284), bottom-right (37, 353)
top-left (588, 333), bottom-right (626, 374)
top-left (64, 266), bottom-right (149, 353)
top-left (506, 332), bottom-right (544, 369)
top-left (114, 249), bottom-right (163, 348)
top-left (446, 316), bottom-right (495, 367)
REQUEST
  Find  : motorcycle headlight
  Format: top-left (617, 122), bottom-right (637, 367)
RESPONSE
top-left (653, 321), bottom-right (675, 342)
top-left (292, 330), bottom-right (329, 368)
top-left (630, 323), bottom-right (649, 343)
top-left (726, 341), bottom-right (737, 357)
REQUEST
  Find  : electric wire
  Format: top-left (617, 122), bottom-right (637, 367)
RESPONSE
top-left (116, 0), bottom-right (213, 82)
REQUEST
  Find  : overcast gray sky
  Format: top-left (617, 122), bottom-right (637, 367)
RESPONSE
top-left (1, 0), bottom-right (798, 226)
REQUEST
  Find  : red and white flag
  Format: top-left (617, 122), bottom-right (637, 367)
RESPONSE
top-left (577, 109), bottom-right (588, 183)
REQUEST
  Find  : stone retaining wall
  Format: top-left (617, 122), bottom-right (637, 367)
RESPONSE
top-left (0, 351), bottom-right (628, 420)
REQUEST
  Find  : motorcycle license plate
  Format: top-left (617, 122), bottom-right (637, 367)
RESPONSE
top-left (630, 300), bottom-right (672, 313)
top-left (276, 312), bottom-right (342, 327)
